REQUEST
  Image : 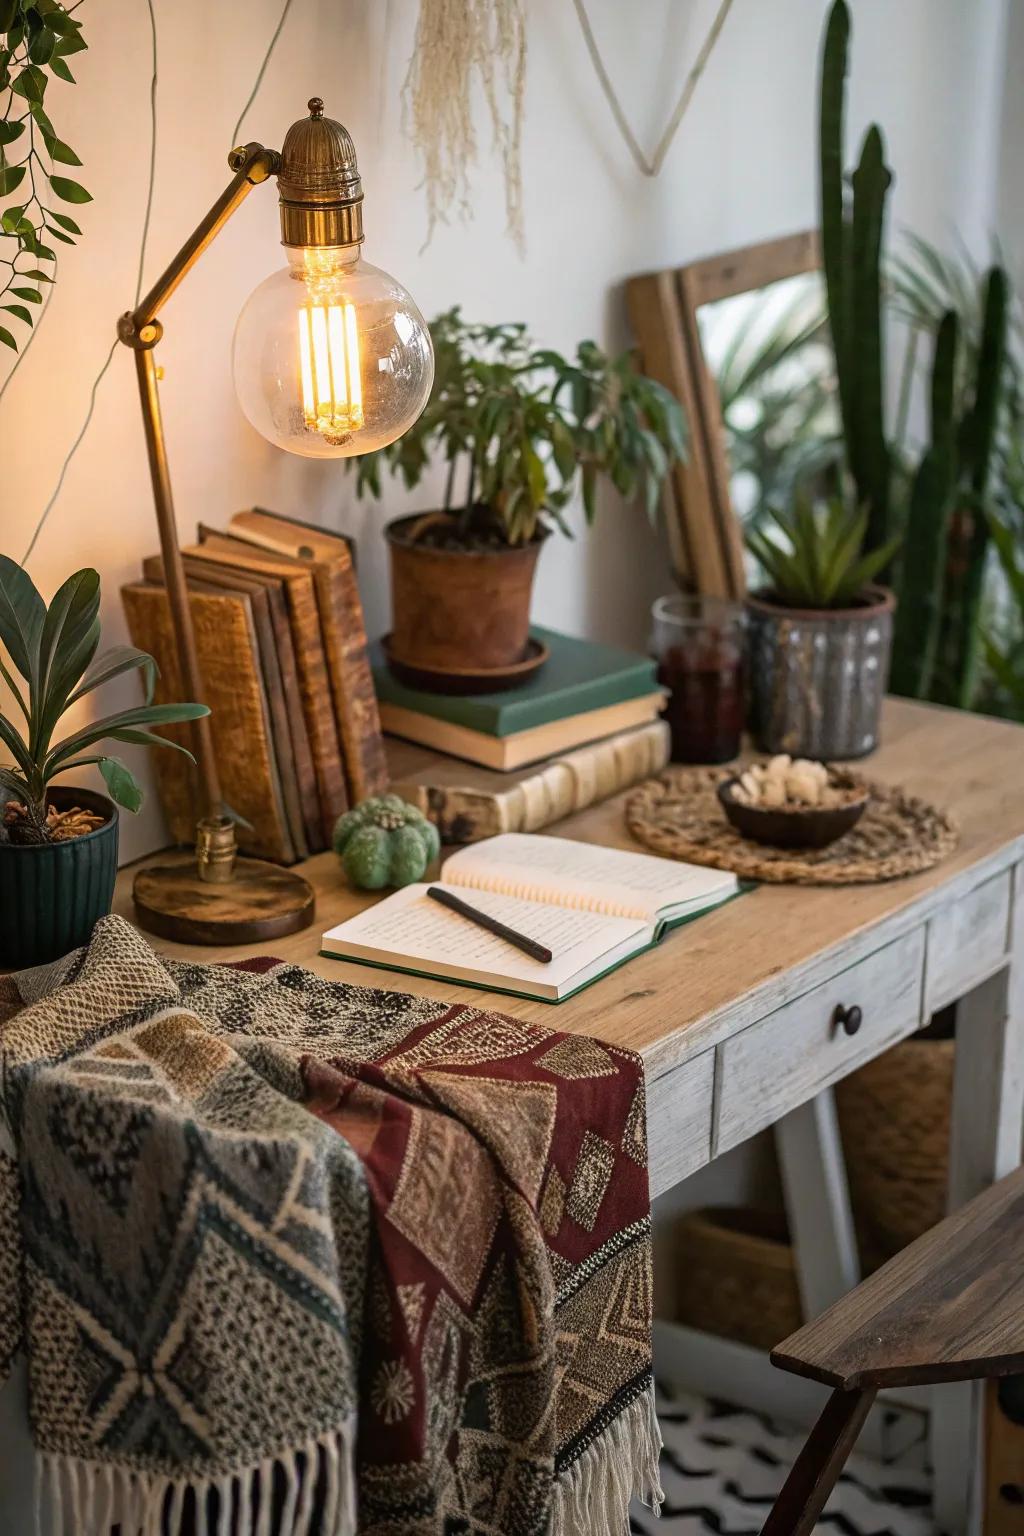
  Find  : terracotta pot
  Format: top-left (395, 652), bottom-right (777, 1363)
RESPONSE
top-left (386, 512), bottom-right (542, 673)
top-left (745, 584), bottom-right (895, 759)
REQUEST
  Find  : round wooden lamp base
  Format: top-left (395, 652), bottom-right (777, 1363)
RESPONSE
top-left (133, 851), bottom-right (315, 947)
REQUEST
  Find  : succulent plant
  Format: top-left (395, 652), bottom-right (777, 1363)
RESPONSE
top-left (334, 794), bottom-right (441, 890)
top-left (746, 492), bottom-right (899, 611)
top-left (0, 556), bottom-right (209, 843)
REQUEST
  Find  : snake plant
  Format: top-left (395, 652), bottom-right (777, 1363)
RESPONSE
top-left (746, 492), bottom-right (898, 610)
top-left (0, 555), bottom-right (208, 842)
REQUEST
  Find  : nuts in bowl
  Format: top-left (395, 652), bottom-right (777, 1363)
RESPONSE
top-left (717, 755), bottom-right (869, 849)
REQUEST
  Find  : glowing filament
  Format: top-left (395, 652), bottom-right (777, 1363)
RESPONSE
top-left (298, 302), bottom-right (364, 439)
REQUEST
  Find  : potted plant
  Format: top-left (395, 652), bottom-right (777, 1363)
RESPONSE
top-left (745, 494), bottom-right (898, 758)
top-left (349, 308), bottom-right (686, 679)
top-left (0, 556), bottom-right (209, 967)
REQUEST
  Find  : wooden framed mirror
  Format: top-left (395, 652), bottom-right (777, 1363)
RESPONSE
top-left (627, 229), bottom-right (834, 600)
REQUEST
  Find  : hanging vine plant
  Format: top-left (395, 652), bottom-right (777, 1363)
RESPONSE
top-left (0, 0), bottom-right (89, 352)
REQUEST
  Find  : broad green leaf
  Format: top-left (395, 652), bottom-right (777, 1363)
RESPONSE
top-left (0, 119), bottom-right (24, 146)
top-left (11, 286), bottom-right (41, 303)
top-left (34, 566), bottom-right (100, 755)
top-left (0, 0), bottom-right (18, 30)
top-left (11, 64), bottom-right (46, 102)
top-left (41, 132), bottom-right (80, 165)
top-left (0, 163), bottom-right (26, 195)
top-left (47, 55), bottom-right (73, 82)
top-left (0, 711), bottom-right (34, 778)
top-left (0, 326), bottom-right (16, 351)
top-left (46, 702), bottom-right (210, 771)
top-left (68, 644), bottom-right (158, 707)
top-left (48, 174), bottom-right (91, 204)
top-left (0, 303), bottom-right (32, 326)
top-left (28, 25), bottom-right (55, 65)
top-left (53, 29), bottom-right (86, 56)
top-left (22, 268), bottom-right (53, 282)
top-left (98, 757), bottom-right (143, 813)
top-left (0, 553), bottom-right (45, 687)
top-left (1, 202), bottom-right (24, 233)
top-left (43, 223), bottom-right (75, 244)
top-left (0, 648), bottom-right (28, 718)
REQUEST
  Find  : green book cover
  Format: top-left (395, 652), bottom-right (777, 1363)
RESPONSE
top-left (372, 627), bottom-right (658, 739)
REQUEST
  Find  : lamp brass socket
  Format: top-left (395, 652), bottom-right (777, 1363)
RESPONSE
top-left (276, 97), bottom-right (364, 249)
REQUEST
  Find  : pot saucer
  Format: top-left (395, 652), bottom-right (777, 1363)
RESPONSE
top-left (382, 635), bottom-right (550, 695)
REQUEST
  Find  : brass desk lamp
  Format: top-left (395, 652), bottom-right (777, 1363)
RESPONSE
top-left (118, 99), bottom-right (433, 945)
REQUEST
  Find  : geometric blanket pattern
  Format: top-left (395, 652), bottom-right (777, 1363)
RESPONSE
top-left (0, 915), bottom-right (661, 1534)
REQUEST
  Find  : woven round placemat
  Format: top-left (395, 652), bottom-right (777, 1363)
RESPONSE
top-left (625, 768), bottom-right (958, 885)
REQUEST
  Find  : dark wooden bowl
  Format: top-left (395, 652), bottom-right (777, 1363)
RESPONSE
top-left (716, 775), bottom-right (869, 850)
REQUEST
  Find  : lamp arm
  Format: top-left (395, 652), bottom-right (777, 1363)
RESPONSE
top-left (125, 143), bottom-right (280, 338)
top-left (115, 141), bottom-right (279, 864)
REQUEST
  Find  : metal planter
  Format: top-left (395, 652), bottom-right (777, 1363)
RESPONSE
top-left (746, 586), bottom-right (895, 760)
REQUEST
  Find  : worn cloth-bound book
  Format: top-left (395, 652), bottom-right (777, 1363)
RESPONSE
top-left (394, 720), bottom-right (671, 842)
top-left (372, 628), bottom-right (664, 769)
top-left (142, 555), bottom-right (312, 861)
top-left (322, 832), bottom-right (738, 1002)
top-left (121, 581), bottom-right (298, 863)
top-left (227, 509), bottom-right (389, 804)
top-left (189, 530), bottom-right (349, 840)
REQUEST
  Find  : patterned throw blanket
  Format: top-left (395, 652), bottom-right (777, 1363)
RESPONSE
top-left (0, 916), bottom-right (662, 1535)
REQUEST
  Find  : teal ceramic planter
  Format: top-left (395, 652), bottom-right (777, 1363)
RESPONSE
top-left (0, 786), bottom-right (119, 970)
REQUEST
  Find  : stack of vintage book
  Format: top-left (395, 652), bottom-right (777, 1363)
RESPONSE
top-left (376, 628), bottom-right (671, 841)
top-left (122, 509), bottom-right (388, 865)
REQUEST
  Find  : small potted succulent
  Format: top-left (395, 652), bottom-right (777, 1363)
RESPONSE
top-left (349, 308), bottom-right (686, 681)
top-left (745, 494), bottom-right (898, 758)
top-left (0, 556), bottom-right (209, 967)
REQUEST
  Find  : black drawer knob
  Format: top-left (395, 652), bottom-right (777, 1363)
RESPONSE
top-left (834, 1003), bottom-right (863, 1037)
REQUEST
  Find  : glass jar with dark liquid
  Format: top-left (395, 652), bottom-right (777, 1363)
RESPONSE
top-left (650, 595), bottom-right (745, 763)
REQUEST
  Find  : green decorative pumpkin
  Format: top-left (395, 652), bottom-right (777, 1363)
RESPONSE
top-left (333, 794), bottom-right (441, 890)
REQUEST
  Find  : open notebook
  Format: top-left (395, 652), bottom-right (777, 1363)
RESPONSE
top-left (321, 832), bottom-right (739, 1002)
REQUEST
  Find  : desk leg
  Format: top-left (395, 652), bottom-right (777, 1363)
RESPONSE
top-left (776, 1089), bottom-right (861, 1318)
top-left (938, 962), bottom-right (1024, 1535)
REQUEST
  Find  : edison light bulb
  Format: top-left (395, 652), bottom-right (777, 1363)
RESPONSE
top-left (233, 243), bottom-right (433, 458)
top-left (231, 98), bottom-right (433, 459)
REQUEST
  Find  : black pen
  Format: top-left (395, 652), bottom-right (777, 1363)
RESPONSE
top-left (426, 886), bottom-right (554, 964)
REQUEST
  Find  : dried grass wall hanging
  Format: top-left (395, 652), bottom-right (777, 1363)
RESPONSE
top-left (403, 0), bottom-right (527, 250)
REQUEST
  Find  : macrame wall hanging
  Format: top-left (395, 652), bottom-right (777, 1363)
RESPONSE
top-left (403, 0), bottom-right (527, 250)
top-left (401, 0), bottom-right (733, 250)
top-left (569, 0), bottom-right (735, 177)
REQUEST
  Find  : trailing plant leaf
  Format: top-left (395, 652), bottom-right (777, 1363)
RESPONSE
top-left (347, 308), bottom-right (687, 547)
top-left (0, 560), bottom-right (209, 835)
top-left (0, 0), bottom-right (89, 349)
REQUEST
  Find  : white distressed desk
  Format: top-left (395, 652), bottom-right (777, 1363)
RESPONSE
top-left (109, 696), bottom-right (1024, 1531)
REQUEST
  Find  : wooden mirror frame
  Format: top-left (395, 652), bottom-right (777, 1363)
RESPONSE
top-left (627, 229), bottom-right (820, 600)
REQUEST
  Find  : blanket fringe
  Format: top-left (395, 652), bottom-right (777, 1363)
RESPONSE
top-left (34, 1422), bottom-right (357, 1536)
top-left (550, 1383), bottom-right (664, 1536)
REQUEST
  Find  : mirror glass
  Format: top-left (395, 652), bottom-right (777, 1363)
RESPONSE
top-left (697, 271), bottom-right (840, 524)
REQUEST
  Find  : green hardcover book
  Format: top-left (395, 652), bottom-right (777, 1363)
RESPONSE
top-left (371, 627), bottom-right (659, 737)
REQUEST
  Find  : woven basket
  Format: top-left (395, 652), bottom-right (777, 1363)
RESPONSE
top-left (673, 1207), bottom-right (803, 1352)
top-left (834, 1037), bottom-right (953, 1271)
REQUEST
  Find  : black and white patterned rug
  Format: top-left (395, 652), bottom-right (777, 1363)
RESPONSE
top-left (631, 1388), bottom-right (933, 1535)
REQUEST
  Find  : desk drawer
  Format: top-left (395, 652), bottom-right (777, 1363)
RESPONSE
top-left (924, 870), bottom-right (1012, 1015)
top-left (715, 928), bottom-right (926, 1155)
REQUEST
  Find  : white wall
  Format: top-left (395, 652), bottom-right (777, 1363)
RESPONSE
top-left (0, 0), bottom-right (1013, 862)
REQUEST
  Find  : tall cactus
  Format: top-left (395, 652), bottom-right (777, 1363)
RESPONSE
top-left (819, 0), bottom-right (893, 553)
top-left (889, 312), bottom-right (959, 699)
top-left (946, 265), bottom-right (1009, 706)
